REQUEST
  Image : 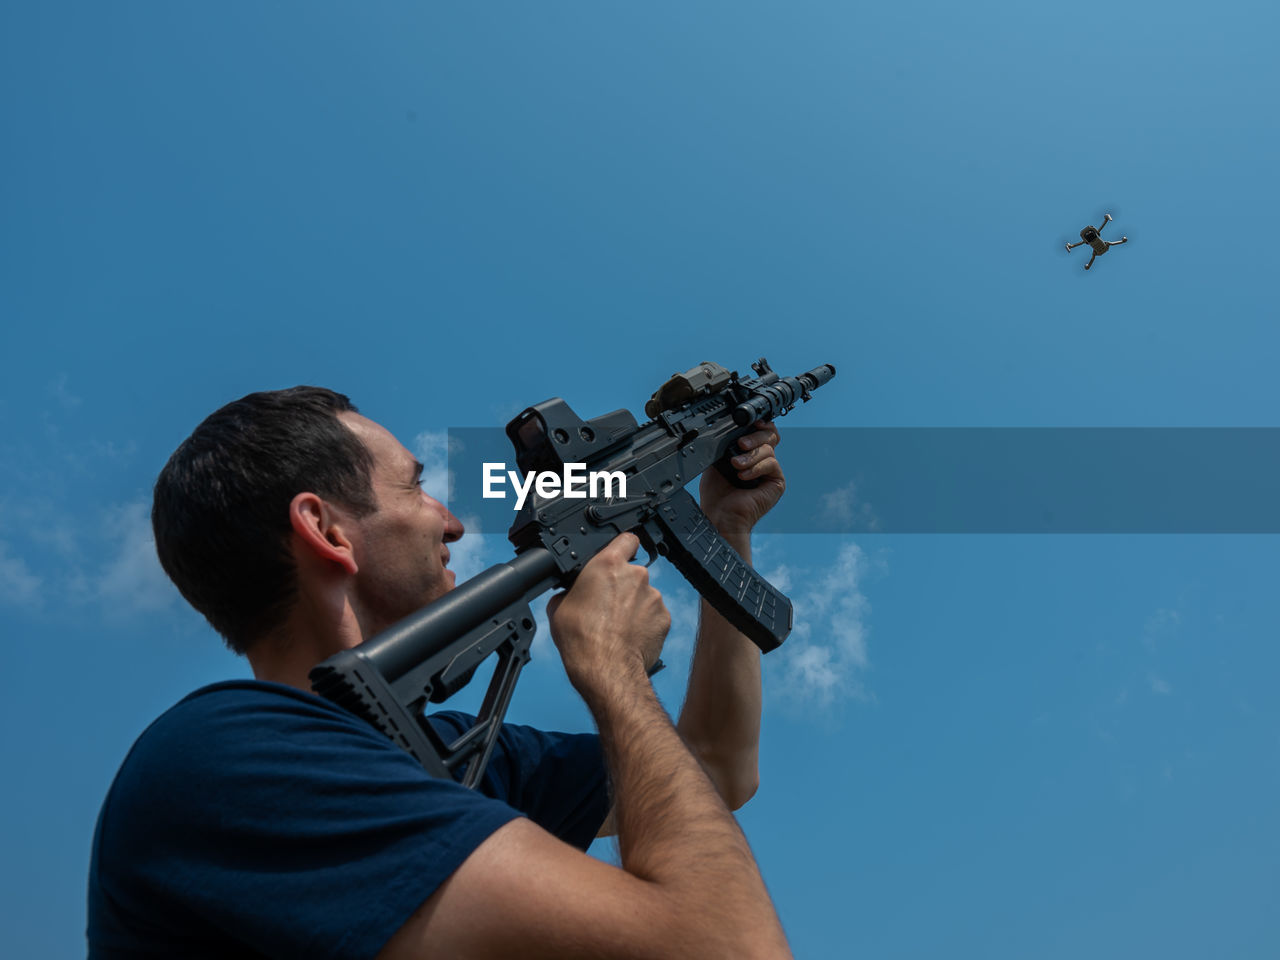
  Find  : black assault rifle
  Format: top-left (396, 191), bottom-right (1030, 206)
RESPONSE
top-left (310, 358), bottom-right (836, 787)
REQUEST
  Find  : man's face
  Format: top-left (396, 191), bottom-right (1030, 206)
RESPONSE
top-left (338, 412), bottom-right (464, 635)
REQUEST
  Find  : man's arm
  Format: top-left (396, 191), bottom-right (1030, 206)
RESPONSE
top-left (676, 422), bottom-right (784, 808)
top-left (378, 534), bottom-right (792, 960)
top-left (589, 423), bottom-right (784, 835)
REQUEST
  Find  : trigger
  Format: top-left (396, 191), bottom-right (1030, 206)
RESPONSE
top-left (635, 526), bottom-right (663, 568)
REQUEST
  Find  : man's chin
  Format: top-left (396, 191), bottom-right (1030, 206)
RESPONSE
top-left (433, 568), bottom-right (457, 597)
top-left (415, 571), bottom-right (458, 611)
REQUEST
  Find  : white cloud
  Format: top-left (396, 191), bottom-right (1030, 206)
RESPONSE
top-left (646, 565), bottom-right (698, 662)
top-left (0, 540), bottom-right (43, 607)
top-left (788, 645), bottom-right (842, 697)
top-left (1137, 607), bottom-right (1179, 696)
top-left (1, 491), bottom-right (185, 619)
top-left (46, 372), bottom-right (82, 409)
top-left (769, 541), bottom-right (873, 707)
top-left (92, 501), bottom-right (178, 613)
top-left (758, 561), bottom-right (792, 593)
top-left (1141, 607), bottom-right (1181, 650)
top-left (415, 428), bottom-right (497, 585)
top-left (530, 592), bottom-right (556, 662)
top-left (818, 481), bottom-right (880, 531)
top-left (412, 430), bottom-right (456, 503)
top-left (32, 518), bottom-right (80, 560)
top-left (447, 519), bottom-right (497, 585)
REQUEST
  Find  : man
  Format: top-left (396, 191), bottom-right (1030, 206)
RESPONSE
top-left (88, 386), bottom-right (793, 958)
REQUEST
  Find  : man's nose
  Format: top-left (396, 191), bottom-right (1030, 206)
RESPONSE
top-left (442, 508), bottom-right (465, 543)
top-left (427, 494), bottom-right (465, 542)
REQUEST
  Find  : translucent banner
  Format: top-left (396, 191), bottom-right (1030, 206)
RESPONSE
top-left (445, 427), bottom-right (1280, 534)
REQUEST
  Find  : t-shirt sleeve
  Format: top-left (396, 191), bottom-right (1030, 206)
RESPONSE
top-left (428, 711), bottom-right (610, 851)
top-left (93, 686), bottom-right (523, 960)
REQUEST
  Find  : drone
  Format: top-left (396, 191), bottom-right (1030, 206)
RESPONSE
top-left (1065, 213), bottom-right (1128, 270)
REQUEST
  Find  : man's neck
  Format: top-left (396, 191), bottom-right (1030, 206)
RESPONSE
top-left (247, 601), bottom-right (366, 692)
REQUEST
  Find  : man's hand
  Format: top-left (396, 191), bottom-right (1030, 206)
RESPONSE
top-left (699, 421), bottom-right (785, 537)
top-left (546, 533), bottom-right (670, 698)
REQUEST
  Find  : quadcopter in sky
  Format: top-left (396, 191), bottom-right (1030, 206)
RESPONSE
top-left (1065, 213), bottom-right (1128, 270)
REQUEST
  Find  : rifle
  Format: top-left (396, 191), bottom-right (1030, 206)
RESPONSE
top-left (310, 358), bottom-right (836, 787)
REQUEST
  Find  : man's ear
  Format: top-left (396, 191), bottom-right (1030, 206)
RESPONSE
top-left (289, 492), bottom-right (359, 576)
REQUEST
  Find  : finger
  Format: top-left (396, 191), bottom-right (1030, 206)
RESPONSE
top-left (739, 427), bottom-right (781, 453)
top-left (739, 454), bottom-right (782, 482)
top-left (731, 443), bottom-right (775, 472)
top-left (750, 420), bottom-right (781, 448)
top-left (607, 531), bottom-right (642, 562)
top-left (755, 457), bottom-right (785, 483)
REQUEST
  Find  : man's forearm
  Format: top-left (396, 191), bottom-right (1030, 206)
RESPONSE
top-left (585, 668), bottom-right (789, 955)
top-left (677, 528), bottom-right (764, 808)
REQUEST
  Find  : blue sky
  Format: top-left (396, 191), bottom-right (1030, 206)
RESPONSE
top-left (2, 3), bottom-right (1277, 957)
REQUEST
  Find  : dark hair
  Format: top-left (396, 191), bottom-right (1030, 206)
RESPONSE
top-left (152, 386), bottom-right (377, 654)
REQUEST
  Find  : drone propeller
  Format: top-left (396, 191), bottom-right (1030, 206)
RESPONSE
top-left (1102, 203), bottom-right (1133, 246)
top-left (1097, 200), bottom-right (1123, 219)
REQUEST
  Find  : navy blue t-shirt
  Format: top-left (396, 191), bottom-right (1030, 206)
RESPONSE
top-left (87, 681), bottom-right (608, 959)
